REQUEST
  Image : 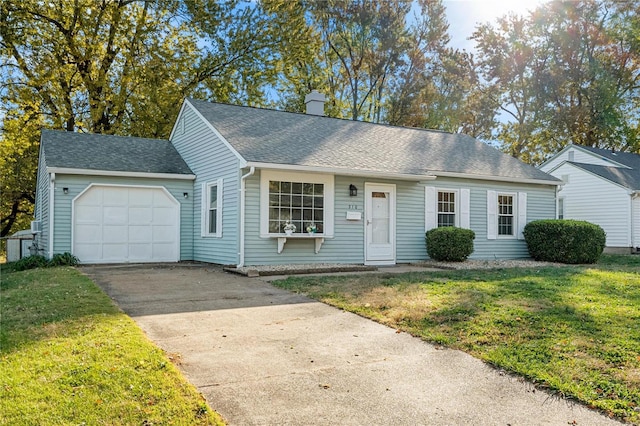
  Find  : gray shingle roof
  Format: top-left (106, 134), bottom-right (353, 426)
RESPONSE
top-left (569, 161), bottom-right (640, 190)
top-left (575, 144), bottom-right (640, 170)
top-left (187, 99), bottom-right (558, 183)
top-left (41, 129), bottom-right (193, 175)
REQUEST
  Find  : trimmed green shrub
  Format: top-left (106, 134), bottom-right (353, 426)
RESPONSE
top-left (3, 252), bottom-right (79, 272)
top-left (8, 255), bottom-right (49, 272)
top-left (49, 252), bottom-right (79, 267)
top-left (523, 219), bottom-right (606, 264)
top-left (426, 227), bottom-right (475, 262)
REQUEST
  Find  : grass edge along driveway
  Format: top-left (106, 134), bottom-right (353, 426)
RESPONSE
top-left (0, 266), bottom-right (225, 425)
top-left (273, 258), bottom-right (640, 424)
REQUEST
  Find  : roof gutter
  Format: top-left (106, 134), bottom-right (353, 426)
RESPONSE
top-left (431, 171), bottom-right (562, 186)
top-left (46, 167), bottom-right (196, 180)
top-left (245, 162), bottom-right (436, 181)
top-left (237, 166), bottom-right (255, 268)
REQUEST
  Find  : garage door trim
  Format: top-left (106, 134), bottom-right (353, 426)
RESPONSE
top-left (71, 183), bottom-right (181, 263)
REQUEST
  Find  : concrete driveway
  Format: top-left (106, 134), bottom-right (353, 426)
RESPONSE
top-left (82, 264), bottom-right (622, 426)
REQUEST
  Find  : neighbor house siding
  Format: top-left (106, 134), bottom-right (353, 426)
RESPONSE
top-left (34, 145), bottom-right (50, 257)
top-left (50, 175), bottom-right (194, 259)
top-left (426, 177), bottom-right (556, 260)
top-left (171, 103), bottom-right (241, 265)
top-left (550, 163), bottom-right (631, 248)
top-left (541, 147), bottom-right (624, 172)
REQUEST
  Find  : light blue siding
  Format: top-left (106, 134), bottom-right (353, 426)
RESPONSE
top-left (171, 103), bottom-right (241, 265)
top-left (243, 172), bottom-right (556, 265)
top-left (428, 177), bottom-right (556, 259)
top-left (33, 144), bottom-right (50, 257)
top-left (50, 175), bottom-right (194, 260)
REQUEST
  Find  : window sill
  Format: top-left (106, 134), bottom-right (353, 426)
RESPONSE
top-left (267, 234), bottom-right (327, 254)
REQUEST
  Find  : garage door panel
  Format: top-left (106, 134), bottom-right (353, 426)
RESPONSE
top-left (129, 243), bottom-right (152, 260)
top-left (152, 225), bottom-right (175, 242)
top-left (103, 187), bottom-right (128, 204)
top-left (75, 224), bottom-right (101, 242)
top-left (129, 225), bottom-right (152, 242)
top-left (103, 225), bottom-right (128, 243)
top-left (76, 206), bottom-right (101, 223)
top-left (74, 243), bottom-right (102, 261)
top-left (129, 188), bottom-right (153, 205)
top-left (104, 206), bottom-right (128, 225)
top-left (129, 207), bottom-right (152, 225)
top-left (153, 190), bottom-right (175, 207)
top-left (152, 207), bottom-right (176, 225)
top-left (103, 243), bottom-right (128, 260)
top-left (152, 243), bottom-right (177, 260)
top-left (74, 186), bottom-right (179, 263)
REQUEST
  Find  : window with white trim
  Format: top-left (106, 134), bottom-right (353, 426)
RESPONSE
top-left (558, 198), bottom-right (564, 219)
top-left (425, 187), bottom-right (470, 231)
top-left (260, 170), bottom-right (334, 236)
top-left (268, 180), bottom-right (324, 234)
top-left (202, 179), bottom-right (222, 237)
top-left (498, 193), bottom-right (514, 236)
top-left (437, 191), bottom-right (457, 227)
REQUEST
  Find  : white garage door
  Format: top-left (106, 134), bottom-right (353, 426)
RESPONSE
top-left (73, 185), bottom-right (179, 263)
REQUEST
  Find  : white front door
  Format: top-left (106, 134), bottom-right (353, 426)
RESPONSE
top-left (365, 183), bottom-right (396, 265)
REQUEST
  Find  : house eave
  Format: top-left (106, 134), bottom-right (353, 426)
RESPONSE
top-left (244, 162), bottom-right (436, 181)
top-left (432, 171), bottom-right (562, 186)
top-left (46, 167), bottom-right (196, 180)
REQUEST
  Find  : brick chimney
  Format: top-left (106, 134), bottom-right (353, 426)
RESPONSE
top-left (304, 90), bottom-right (325, 116)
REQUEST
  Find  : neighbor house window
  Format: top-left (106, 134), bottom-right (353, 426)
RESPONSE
top-left (558, 198), bottom-right (564, 219)
top-left (202, 179), bottom-right (222, 237)
top-left (498, 194), bottom-right (514, 236)
top-left (260, 171), bottom-right (334, 237)
top-left (437, 191), bottom-right (457, 227)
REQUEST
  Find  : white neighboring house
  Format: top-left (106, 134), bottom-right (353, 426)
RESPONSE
top-left (540, 144), bottom-right (640, 253)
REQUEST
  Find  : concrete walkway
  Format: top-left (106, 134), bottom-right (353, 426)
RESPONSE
top-left (82, 264), bottom-right (622, 426)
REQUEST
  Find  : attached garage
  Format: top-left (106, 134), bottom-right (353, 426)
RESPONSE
top-left (73, 185), bottom-right (180, 263)
top-left (34, 130), bottom-right (195, 264)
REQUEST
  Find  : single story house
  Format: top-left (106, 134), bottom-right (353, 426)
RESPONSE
top-left (539, 143), bottom-right (640, 252)
top-left (34, 93), bottom-right (561, 266)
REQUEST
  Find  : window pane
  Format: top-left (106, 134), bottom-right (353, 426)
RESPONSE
top-left (209, 209), bottom-right (217, 234)
top-left (266, 180), bottom-right (326, 234)
top-left (303, 183), bottom-right (314, 195)
top-left (269, 221), bottom-right (280, 233)
top-left (210, 186), bottom-right (217, 208)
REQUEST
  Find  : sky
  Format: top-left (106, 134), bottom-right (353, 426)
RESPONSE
top-left (443, 0), bottom-right (547, 51)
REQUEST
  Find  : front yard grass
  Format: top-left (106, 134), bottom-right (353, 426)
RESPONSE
top-left (0, 267), bottom-right (224, 425)
top-left (273, 258), bottom-right (640, 424)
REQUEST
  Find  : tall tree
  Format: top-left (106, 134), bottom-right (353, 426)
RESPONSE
top-left (0, 0), bottom-right (320, 238)
top-left (311, 0), bottom-right (411, 121)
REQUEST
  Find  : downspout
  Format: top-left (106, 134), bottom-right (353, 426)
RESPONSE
top-left (237, 166), bottom-right (255, 268)
top-left (48, 172), bottom-right (55, 259)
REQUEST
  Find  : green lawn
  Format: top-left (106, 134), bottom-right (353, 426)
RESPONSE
top-left (273, 255), bottom-right (640, 424)
top-left (0, 267), bottom-right (225, 425)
